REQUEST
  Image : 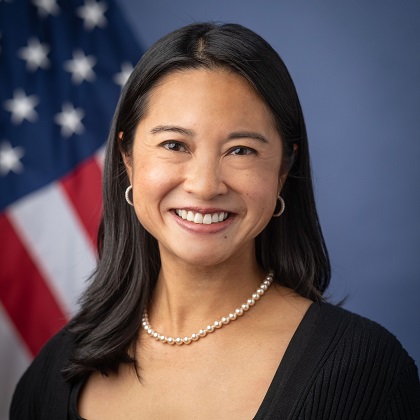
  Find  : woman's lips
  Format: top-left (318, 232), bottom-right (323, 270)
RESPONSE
top-left (171, 208), bottom-right (235, 233)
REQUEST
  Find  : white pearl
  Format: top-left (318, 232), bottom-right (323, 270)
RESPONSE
top-left (260, 284), bottom-right (268, 291)
top-left (247, 299), bottom-right (255, 306)
top-left (183, 337), bottom-right (192, 344)
top-left (159, 336), bottom-right (167, 343)
top-left (229, 313), bottom-right (237, 321)
top-left (214, 321), bottom-right (222, 329)
top-left (235, 308), bottom-right (244, 316)
top-left (191, 334), bottom-right (200, 341)
top-left (147, 328), bottom-right (154, 335)
top-left (166, 337), bottom-right (175, 345)
top-left (252, 293), bottom-right (260, 300)
top-left (242, 303), bottom-right (250, 311)
top-left (206, 325), bottom-right (215, 333)
top-left (257, 288), bottom-right (265, 295)
top-left (198, 329), bottom-right (207, 337)
top-left (263, 280), bottom-right (271, 286)
top-left (153, 332), bottom-right (159, 339)
top-left (175, 338), bottom-right (183, 345)
top-left (221, 317), bottom-right (230, 325)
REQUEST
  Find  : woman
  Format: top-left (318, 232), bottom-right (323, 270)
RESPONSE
top-left (11, 23), bottom-right (420, 419)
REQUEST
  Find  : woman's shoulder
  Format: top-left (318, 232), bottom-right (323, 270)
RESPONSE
top-left (297, 301), bottom-right (420, 418)
top-left (10, 326), bottom-right (75, 419)
top-left (22, 326), bottom-right (75, 377)
top-left (313, 301), bottom-right (415, 368)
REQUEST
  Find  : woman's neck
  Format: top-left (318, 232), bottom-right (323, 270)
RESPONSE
top-left (147, 250), bottom-right (266, 337)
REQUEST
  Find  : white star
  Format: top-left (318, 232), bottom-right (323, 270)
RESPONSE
top-left (32, 0), bottom-right (60, 17)
top-left (18, 38), bottom-right (50, 71)
top-left (55, 103), bottom-right (85, 137)
top-left (0, 141), bottom-right (25, 176)
top-left (113, 62), bottom-right (134, 89)
top-left (63, 50), bottom-right (96, 84)
top-left (77, 0), bottom-right (107, 31)
top-left (4, 90), bottom-right (39, 125)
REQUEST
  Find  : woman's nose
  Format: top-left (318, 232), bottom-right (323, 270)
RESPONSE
top-left (182, 157), bottom-right (228, 200)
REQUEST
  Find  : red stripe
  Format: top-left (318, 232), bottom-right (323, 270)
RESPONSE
top-left (0, 214), bottom-right (68, 357)
top-left (61, 157), bottom-right (102, 250)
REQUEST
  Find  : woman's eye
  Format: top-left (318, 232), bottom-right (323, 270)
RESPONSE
top-left (162, 141), bottom-right (187, 152)
top-left (229, 146), bottom-right (256, 156)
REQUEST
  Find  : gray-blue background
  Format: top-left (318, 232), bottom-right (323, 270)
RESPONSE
top-left (118, 0), bottom-right (420, 364)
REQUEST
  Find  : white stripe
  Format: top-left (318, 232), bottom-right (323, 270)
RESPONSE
top-left (8, 182), bottom-right (96, 315)
top-left (95, 145), bottom-right (106, 171)
top-left (0, 305), bottom-right (31, 420)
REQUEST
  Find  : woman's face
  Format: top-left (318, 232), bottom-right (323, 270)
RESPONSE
top-left (123, 68), bottom-right (285, 267)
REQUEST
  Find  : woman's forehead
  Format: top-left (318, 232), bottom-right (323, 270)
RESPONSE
top-left (141, 68), bottom-right (277, 129)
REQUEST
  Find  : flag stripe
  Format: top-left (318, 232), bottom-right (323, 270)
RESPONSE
top-left (61, 156), bottom-right (103, 249)
top-left (0, 214), bottom-right (68, 356)
top-left (0, 304), bottom-right (31, 415)
top-left (8, 183), bottom-right (97, 314)
top-left (95, 146), bottom-right (106, 171)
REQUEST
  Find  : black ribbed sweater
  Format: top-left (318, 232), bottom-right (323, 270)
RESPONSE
top-left (10, 302), bottom-right (420, 419)
top-left (254, 302), bottom-right (420, 419)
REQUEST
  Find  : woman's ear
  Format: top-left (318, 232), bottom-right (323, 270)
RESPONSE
top-left (277, 176), bottom-right (286, 196)
top-left (278, 143), bottom-right (298, 194)
top-left (288, 143), bottom-right (299, 170)
top-left (118, 131), bottom-right (133, 183)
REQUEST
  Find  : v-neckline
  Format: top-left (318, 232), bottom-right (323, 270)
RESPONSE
top-left (253, 301), bottom-right (320, 419)
top-left (70, 302), bottom-right (321, 420)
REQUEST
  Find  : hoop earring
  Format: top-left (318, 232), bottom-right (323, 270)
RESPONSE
top-left (125, 185), bottom-right (134, 206)
top-left (272, 196), bottom-right (285, 217)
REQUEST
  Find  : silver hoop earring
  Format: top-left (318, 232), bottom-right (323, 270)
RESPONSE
top-left (125, 185), bottom-right (134, 206)
top-left (272, 196), bottom-right (285, 217)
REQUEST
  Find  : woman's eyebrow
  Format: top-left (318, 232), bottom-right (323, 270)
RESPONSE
top-left (227, 131), bottom-right (268, 144)
top-left (150, 126), bottom-right (268, 144)
top-left (150, 125), bottom-right (195, 137)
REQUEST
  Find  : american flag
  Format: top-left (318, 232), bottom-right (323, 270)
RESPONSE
top-left (0, 0), bottom-right (142, 416)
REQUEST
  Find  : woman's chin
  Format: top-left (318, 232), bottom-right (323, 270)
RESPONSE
top-left (161, 247), bottom-right (233, 268)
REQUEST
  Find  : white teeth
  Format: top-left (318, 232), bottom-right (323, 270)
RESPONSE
top-left (194, 213), bottom-right (203, 223)
top-left (203, 214), bottom-right (212, 224)
top-left (176, 209), bottom-right (229, 225)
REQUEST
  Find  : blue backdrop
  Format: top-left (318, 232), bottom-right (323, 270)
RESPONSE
top-left (118, 0), bottom-right (420, 365)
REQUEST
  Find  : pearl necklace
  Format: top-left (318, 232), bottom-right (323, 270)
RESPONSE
top-left (141, 272), bottom-right (273, 346)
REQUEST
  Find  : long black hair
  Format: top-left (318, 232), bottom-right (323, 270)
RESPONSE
top-left (63, 22), bottom-right (330, 380)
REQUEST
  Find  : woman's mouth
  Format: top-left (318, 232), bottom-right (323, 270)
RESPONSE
top-left (174, 209), bottom-right (229, 225)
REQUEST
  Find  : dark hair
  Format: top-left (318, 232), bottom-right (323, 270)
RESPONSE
top-left (63, 22), bottom-right (330, 381)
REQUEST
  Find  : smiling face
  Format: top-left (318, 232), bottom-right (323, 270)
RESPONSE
top-left (122, 68), bottom-right (285, 268)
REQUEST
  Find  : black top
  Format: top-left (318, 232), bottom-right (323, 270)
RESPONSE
top-left (10, 302), bottom-right (420, 419)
